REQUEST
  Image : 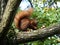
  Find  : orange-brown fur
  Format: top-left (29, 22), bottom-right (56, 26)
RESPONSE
top-left (14, 8), bottom-right (37, 31)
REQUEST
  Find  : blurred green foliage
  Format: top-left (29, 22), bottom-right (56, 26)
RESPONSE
top-left (11, 7), bottom-right (60, 45)
top-left (31, 7), bottom-right (60, 29)
top-left (19, 7), bottom-right (60, 45)
top-left (8, 0), bottom-right (60, 45)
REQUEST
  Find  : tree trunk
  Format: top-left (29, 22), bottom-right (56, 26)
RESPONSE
top-left (0, 0), bottom-right (22, 40)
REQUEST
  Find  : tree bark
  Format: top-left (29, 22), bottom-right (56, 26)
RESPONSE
top-left (1, 23), bottom-right (60, 44)
top-left (15, 23), bottom-right (60, 43)
top-left (0, 0), bottom-right (8, 20)
top-left (0, 0), bottom-right (22, 38)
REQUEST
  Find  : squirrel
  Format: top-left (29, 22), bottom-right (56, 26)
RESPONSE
top-left (14, 8), bottom-right (37, 31)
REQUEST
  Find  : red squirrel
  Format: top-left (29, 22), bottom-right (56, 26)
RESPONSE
top-left (14, 8), bottom-right (37, 31)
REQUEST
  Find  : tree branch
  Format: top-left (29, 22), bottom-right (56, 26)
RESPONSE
top-left (1, 23), bottom-right (60, 44)
top-left (15, 23), bottom-right (60, 43)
